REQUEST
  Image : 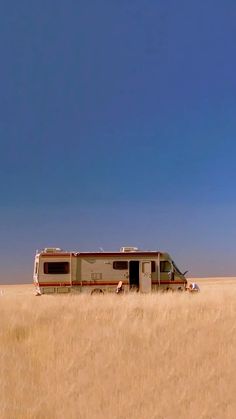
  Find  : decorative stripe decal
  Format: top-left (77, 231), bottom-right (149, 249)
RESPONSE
top-left (37, 281), bottom-right (129, 287)
top-left (152, 281), bottom-right (186, 285)
top-left (36, 282), bottom-right (71, 287)
top-left (36, 280), bottom-right (186, 287)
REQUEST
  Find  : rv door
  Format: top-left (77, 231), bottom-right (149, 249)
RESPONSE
top-left (140, 261), bottom-right (152, 293)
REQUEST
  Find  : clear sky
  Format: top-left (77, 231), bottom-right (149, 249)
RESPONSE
top-left (1, 1), bottom-right (236, 283)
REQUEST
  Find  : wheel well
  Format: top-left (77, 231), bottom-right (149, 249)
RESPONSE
top-left (91, 288), bottom-right (104, 295)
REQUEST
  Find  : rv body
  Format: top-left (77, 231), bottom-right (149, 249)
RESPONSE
top-left (33, 247), bottom-right (187, 294)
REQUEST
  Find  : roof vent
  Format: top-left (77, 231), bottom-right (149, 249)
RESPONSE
top-left (120, 246), bottom-right (139, 253)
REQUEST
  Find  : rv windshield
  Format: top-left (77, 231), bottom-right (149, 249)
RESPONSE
top-left (172, 261), bottom-right (183, 275)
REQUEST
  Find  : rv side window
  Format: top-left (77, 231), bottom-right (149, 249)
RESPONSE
top-left (160, 261), bottom-right (172, 272)
top-left (113, 261), bottom-right (128, 270)
top-left (44, 262), bottom-right (69, 274)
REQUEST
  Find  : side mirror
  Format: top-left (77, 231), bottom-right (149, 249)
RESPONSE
top-left (183, 270), bottom-right (188, 276)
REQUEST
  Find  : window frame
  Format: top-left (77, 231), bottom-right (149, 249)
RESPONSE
top-left (113, 261), bottom-right (128, 270)
top-left (44, 261), bottom-right (70, 275)
top-left (160, 260), bottom-right (172, 273)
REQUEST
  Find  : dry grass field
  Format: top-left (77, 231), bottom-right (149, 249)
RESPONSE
top-left (0, 279), bottom-right (236, 419)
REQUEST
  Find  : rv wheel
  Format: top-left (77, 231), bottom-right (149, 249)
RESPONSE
top-left (91, 289), bottom-right (104, 295)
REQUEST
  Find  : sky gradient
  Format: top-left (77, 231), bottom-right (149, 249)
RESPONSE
top-left (1, 1), bottom-right (236, 283)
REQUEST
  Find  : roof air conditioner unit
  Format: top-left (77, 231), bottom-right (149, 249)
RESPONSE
top-left (43, 248), bottom-right (62, 253)
top-left (120, 246), bottom-right (139, 253)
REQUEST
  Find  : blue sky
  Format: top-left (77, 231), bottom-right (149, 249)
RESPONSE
top-left (1, 1), bottom-right (236, 283)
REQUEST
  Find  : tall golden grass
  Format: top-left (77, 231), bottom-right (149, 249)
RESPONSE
top-left (0, 281), bottom-right (236, 419)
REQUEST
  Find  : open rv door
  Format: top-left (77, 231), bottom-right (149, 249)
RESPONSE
top-left (140, 261), bottom-right (152, 293)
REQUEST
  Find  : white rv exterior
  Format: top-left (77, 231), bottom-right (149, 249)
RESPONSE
top-left (33, 247), bottom-right (187, 294)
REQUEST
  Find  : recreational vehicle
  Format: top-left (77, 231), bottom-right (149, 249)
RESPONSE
top-left (33, 247), bottom-right (187, 294)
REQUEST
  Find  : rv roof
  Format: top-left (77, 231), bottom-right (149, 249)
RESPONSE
top-left (39, 249), bottom-right (169, 258)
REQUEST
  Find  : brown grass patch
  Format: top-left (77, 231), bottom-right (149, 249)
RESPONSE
top-left (0, 281), bottom-right (236, 418)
